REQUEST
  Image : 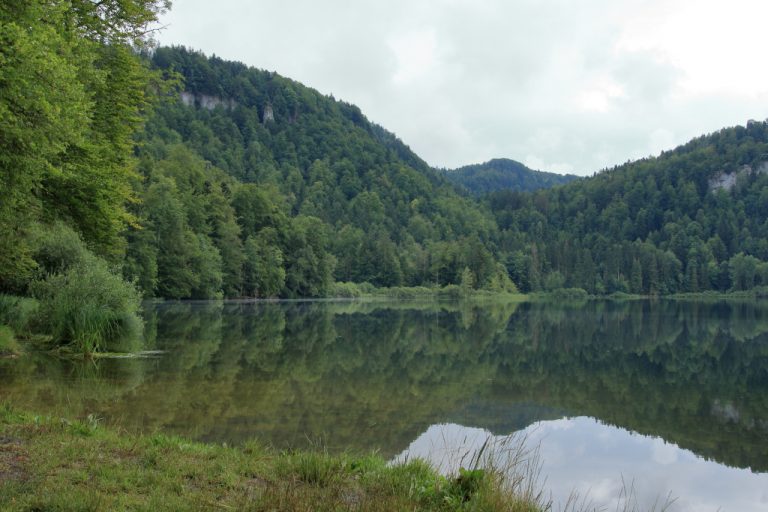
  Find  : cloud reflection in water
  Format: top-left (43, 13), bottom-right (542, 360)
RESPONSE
top-left (394, 417), bottom-right (768, 511)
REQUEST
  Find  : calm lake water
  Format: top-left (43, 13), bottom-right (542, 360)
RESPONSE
top-left (2, 299), bottom-right (767, 510)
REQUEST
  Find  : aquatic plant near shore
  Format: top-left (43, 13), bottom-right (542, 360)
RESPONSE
top-left (31, 260), bottom-right (142, 354)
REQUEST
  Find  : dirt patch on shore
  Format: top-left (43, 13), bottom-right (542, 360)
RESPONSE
top-left (0, 436), bottom-right (28, 483)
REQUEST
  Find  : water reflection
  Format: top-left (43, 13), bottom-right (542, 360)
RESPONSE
top-left (395, 419), bottom-right (768, 512)
top-left (1, 299), bottom-right (768, 507)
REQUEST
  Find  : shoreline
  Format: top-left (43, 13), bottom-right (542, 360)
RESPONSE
top-left (0, 405), bottom-right (541, 511)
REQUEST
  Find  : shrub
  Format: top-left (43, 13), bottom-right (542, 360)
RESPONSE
top-left (0, 325), bottom-right (20, 354)
top-left (549, 287), bottom-right (589, 301)
top-left (330, 282), bottom-right (364, 298)
top-left (381, 286), bottom-right (435, 299)
top-left (357, 282), bottom-right (376, 294)
top-left (437, 284), bottom-right (462, 299)
top-left (0, 294), bottom-right (39, 335)
top-left (30, 222), bottom-right (91, 276)
top-left (32, 259), bottom-right (143, 354)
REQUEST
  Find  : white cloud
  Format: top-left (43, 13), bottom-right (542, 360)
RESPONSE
top-left (651, 438), bottom-right (679, 465)
top-left (576, 77), bottom-right (627, 113)
top-left (393, 417), bottom-right (768, 511)
top-left (617, 0), bottom-right (768, 97)
top-left (389, 29), bottom-right (439, 86)
top-left (157, 0), bottom-right (768, 175)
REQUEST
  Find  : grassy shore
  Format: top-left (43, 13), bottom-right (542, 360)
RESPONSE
top-left (0, 405), bottom-right (541, 512)
top-left (329, 281), bottom-right (528, 301)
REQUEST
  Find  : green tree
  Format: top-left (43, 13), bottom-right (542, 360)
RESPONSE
top-left (459, 267), bottom-right (476, 294)
top-left (528, 245), bottom-right (542, 291)
top-left (243, 230), bottom-right (285, 298)
top-left (729, 253), bottom-right (759, 291)
top-left (543, 271), bottom-right (565, 291)
top-left (630, 259), bottom-right (643, 294)
top-left (144, 178), bottom-right (198, 299)
top-left (486, 263), bottom-right (519, 293)
top-left (0, 0), bottom-right (169, 289)
top-left (281, 216), bottom-right (334, 297)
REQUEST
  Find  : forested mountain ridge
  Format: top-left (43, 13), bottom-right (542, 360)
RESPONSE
top-left (443, 158), bottom-right (579, 195)
top-left (4, 1), bottom-right (768, 318)
top-left (123, 46), bottom-right (515, 298)
top-left (150, 47), bottom-right (434, 180)
top-left (490, 120), bottom-right (768, 293)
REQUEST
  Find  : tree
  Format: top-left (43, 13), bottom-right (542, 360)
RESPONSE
top-left (243, 230), bottom-right (285, 298)
top-left (729, 253), bottom-right (759, 291)
top-left (486, 263), bottom-right (519, 293)
top-left (281, 216), bottom-right (334, 297)
top-left (207, 182), bottom-right (244, 297)
top-left (190, 234), bottom-right (223, 299)
top-left (528, 244), bottom-right (542, 291)
top-left (0, 0), bottom-right (169, 289)
top-left (543, 271), bottom-right (565, 291)
top-left (459, 267), bottom-right (476, 294)
top-left (143, 178), bottom-right (198, 299)
top-left (630, 259), bottom-right (643, 294)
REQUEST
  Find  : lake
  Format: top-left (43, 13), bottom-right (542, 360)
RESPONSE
top-left (1, 299), bottom-right (767, 511)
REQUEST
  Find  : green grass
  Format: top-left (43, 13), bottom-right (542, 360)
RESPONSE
top-left (329, 282), bottom-right (529, 302)
top-left (670, 288), bottom-right (768, 300)
top-left (0, 405), bottom-right (543, 511)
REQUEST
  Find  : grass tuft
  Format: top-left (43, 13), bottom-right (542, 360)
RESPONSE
top-left (31, 259), bottom-right (142, 355)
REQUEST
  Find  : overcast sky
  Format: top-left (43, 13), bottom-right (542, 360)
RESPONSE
top-left (157, 0), bottom-right (768, 176)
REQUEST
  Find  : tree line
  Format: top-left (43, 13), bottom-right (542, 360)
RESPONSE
top-left (3, 0), bottom-right (768, 354)
top-left (489, 121), bottom-right (768, 294)
top-left (125, 46), bottom-right (515, 298)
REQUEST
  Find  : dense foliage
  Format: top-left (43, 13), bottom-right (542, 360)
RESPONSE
top-left (443, 158), bottom-right (578, 195)
top-left (490, 121), bottom-right (768, 293)
top-left (0, 0), bottom-right (169, 286)
top-left (0, 0), bottom-right (168, 349)
top-left (124, 47), bottom-right (510, 298)
top-left (3, 1), bottom-right (768, 329)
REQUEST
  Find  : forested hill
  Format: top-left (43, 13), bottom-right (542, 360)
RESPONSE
top-left (4, 3), bottom-right (768, 311)
top-left (443, 158), bottom-right (579, 195)
top-left (149, 47), bottom-right (432, 180)
top-left (490, 120), bottom-right (768, 294)
top-left (123, 46), bottom-right (515, 298)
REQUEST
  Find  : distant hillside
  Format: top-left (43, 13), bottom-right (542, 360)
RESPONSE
top-left (489, 121), bottom-right (768, 294)
top-left (123, 46), bottom-right (516, 298)
top-left (443, 158), bottom-right (579, 195)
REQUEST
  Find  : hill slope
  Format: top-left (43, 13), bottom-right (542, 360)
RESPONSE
top-left (488, 120), bottom-right (768, 293)
top-left (123, 46), bottom-right (515, 298)
top-left (443, 158), bottom-right (579, 195)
